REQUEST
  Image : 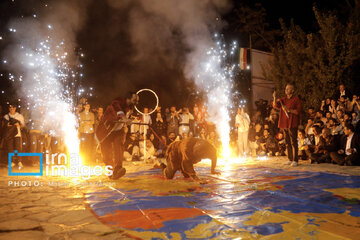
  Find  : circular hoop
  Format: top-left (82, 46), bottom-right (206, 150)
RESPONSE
top-left (134, 88), bottom-right (159, 115)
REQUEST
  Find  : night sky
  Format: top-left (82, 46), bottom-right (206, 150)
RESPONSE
top-left (0, 0), bottom-right (347, 110)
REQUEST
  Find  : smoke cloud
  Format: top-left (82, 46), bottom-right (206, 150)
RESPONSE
top-left (78, 0), bottom-right (232, 106)
top-left (3, 0), bottom-right (91, 153)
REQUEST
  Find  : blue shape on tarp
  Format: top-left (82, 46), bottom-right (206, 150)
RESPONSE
top-left (86, 167), bottom-right (360, 237)
top-left (249, 222), bottom-right (288, 235)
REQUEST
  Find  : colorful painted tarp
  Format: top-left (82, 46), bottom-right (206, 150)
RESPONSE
top-left (85, 166), bottom-right (360, 239)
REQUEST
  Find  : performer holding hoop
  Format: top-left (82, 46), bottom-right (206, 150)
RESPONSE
top-left (96, 92), bottom-right (138, 179)
top-left (95, 89), bottom-right (159, 179)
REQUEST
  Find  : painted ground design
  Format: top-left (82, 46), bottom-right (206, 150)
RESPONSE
top-left (85, 166), bottom-right (360, 239)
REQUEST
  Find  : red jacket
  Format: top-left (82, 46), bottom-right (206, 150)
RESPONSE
top-left (273, 95), bottom-right (301, 129)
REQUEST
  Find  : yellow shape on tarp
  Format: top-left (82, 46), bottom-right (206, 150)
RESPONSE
top-left (185, 219), bottom-right (255, 239)
top-left (123, 229), bottom-right (181, 240)
top-left (243, 209), bottom-right (360, 239)
top-left (324, 188), bottom-right (360, 200)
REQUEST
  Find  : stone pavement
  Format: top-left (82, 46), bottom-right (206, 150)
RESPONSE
top-left (0, 167), bottom-right (137, 240)
top-left (0, 157), bottom-right (359, 240)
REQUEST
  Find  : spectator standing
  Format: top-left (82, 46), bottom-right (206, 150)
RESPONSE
top-left (235, 107), bottom-right (250, 156)
top-left (179, 107), bottom-right (194, 136)
top-left (79, 103), bottom-right (95, 163)
top-left (273, 83), bottom-right (302, 166)
top-left (153, 112), bottom-right (166, 137)
top-left (3, 104), bottom-right (25, 168)
top-left (167, 106), bottom-right (180, 137)
top-left (140, 108), bottom-right (152, 135)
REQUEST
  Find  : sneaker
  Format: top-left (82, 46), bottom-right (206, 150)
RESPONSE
top-left (111, 167), bottom-right (126, 180)
top-left (285, 161), bottom-right (292, 165)
top-left (291, 162), bottom-right (298, 167)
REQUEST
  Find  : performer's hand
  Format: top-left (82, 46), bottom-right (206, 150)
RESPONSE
top-left (272, 91), bottom-right (276, 99)
top-left (191, 175), bottom-right (200, 181)
top-left (199, 180), bottom-right (208, 185)
top-left (338, 149), bottom-right (344, 154)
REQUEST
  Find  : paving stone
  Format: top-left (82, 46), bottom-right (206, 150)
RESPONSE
top-left (48, 210), bottom-right (94, 225)
top-left (71, 232), bottom-right (102, 240)
top-left (0, 219), bottom-right (41, 231)
top-left (0, 210), bottom-right (32, 222)
top-left (100, 232), bottom-right (134, 240)
top-left (80, 223), bottom-right (114, 234)
top-left (26, 211), bottom-right (54, 221)
top-left (18, 205), bottom-right (55, 213)
top-left (40, 222), bottom-right (65, 235)
top-left (0, 205), bottom-right (13, 214)
top-left (47, 199), bottom-right (75, 208)
top-left (48, 233), bottom-right (69, 240)
top-left (0, 230), bottom-right (46, 240)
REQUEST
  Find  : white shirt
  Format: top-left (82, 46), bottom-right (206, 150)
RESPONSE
top-left (179, 113), bottom-right (194, 124)
top-left (140, 114), bottom-right (152, 134)
top-left (235, 113), bottom-right (250, 132)
top-left (345, 133), bottom-right (354, 156)
top-left (4, 112), bottom-right (25, 137)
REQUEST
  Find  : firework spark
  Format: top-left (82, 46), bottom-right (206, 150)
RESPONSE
top-left (195, 34), bottom-right (237, 158)
top-left (3, 20), bottom-right (85, 166)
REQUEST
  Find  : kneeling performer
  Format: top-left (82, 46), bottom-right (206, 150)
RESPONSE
top-left (161, 137), bottom-right (220, 180)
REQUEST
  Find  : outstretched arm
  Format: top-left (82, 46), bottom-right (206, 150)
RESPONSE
top-left (211, 157), bottom-right (220, 175)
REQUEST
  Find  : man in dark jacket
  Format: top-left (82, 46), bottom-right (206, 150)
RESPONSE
top-left (330, 123), bottom-right (360, 166)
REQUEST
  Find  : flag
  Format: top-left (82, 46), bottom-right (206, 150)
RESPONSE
top-left (239, 48), bottom-right (247, 70)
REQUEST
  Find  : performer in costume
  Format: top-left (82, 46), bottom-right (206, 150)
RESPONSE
top-left (96, 92), bottom-right (138, 179)
top-left (161, 137), bottom-right (220, 180)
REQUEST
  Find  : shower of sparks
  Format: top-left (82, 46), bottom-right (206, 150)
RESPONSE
top-left (196, 34), bottom-right (238, 159)
top-left (3, 22), bottom-right (89, 166)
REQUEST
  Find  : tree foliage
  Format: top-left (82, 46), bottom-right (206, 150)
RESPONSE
top-left (230, 2), bottom-right (280, 51)
top-left (265, 5), bottom-right (360, 111)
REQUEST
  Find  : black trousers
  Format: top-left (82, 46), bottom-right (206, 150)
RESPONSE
top-left (100, 130), bottom-right (125, 169)
top-left (7, 137), bottom-right (22, 164)
top-left (283, 128), bottom-right (298, 162)
top-left (330, 152), bottom-right (360, 166)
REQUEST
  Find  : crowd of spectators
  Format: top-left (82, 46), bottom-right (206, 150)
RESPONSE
top-left (247, 84), bottom-right (360, 166)
top-left (1, 83), bottom-right (359, 168)
top-left (0, 98), bottom-right (222, 167)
